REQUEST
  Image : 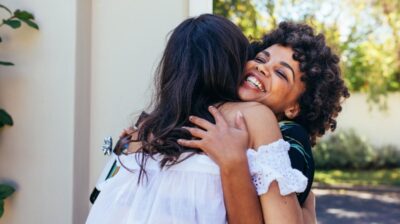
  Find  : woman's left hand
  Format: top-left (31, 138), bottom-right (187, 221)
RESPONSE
top-left (177, 106), bottom-right (249, 170)
top-left (302, 190), bottom-right (317, 224)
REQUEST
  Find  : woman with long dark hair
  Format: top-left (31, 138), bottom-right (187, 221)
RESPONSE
top-left (86, 14), bottom-right (312, 224)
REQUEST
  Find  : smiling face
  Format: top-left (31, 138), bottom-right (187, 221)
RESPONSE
top-left (238, 44), bottom-right (305, 119)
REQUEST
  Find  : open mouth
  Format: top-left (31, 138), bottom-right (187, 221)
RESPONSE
top-left (245, 75), bottom-right (266, 92)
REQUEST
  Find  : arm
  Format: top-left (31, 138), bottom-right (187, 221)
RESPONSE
top-left (179, 106), bottom-right (263, 224)
top-left (243, 104), bottom-right (304, 224)
top-left (178, 105), bottom-right (304, 223)
top-left (302, 191), bottom-right (317, 224)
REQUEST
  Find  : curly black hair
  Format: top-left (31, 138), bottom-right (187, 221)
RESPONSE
top-left (250, 21), bottom-right (350, 146)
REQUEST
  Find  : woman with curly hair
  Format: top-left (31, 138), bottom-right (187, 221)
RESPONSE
top-left (178, 21), bottom-right (350, 223)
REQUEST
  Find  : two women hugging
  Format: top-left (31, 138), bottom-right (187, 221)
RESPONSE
top-left (87, 14), bottom-right (349, 224)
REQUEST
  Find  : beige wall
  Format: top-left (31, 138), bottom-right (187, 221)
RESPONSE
top-left (89, 0), bottom-right (189, 191)
top-left (0, 0), bottom-right (76, 223)
top-left (336, 93), bottom-right (400, 147)
top-left (0, 0), bottom-right (203, 223)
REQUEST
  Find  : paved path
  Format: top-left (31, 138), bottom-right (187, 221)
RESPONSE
top-left (315, 188), bottom-right (400, 224)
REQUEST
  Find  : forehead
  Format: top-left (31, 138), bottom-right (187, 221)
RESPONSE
top-left (265, 44), bottom-right (301, 72)
top-left (264, 44), bottom-right (295, 61)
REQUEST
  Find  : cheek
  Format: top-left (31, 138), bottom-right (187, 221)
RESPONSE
top-left (272, 78), bottom-right (289, 94)
top-left (244, 61), bottom-right (255, 72)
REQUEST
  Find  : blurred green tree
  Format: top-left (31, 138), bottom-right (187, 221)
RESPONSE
top-left (213, 0), bottom-right (263, 39)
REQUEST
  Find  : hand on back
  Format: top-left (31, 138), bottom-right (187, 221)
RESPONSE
top-left (177, 105), bottom-right (250, 169)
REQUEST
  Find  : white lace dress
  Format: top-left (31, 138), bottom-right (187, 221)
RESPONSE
top-left (86, 139), bottom-right (307, 224)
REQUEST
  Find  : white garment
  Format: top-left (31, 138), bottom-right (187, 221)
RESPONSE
top-left (86, 139), bottom-right (307, 224)
top-left (247, 139), bottom-right (308, 195)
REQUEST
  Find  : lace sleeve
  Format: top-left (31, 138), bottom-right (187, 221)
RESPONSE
top-left (247, 139), bottom-right (308, 196)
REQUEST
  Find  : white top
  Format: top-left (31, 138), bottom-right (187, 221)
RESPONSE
top-left (86, 139), bottom-right (307, 224)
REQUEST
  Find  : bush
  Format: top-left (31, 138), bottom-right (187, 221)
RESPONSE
top-left (375, 145), bottom-right (400, 169)
top-left (313, 129), bottom-right (400, 170)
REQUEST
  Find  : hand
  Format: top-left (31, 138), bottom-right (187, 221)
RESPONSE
top-left (119, 127), bottom-right (136, 138)
top-left (177, 106), bottom-right (249, 170)
top-left (302, 191), bottom-right (317, 224)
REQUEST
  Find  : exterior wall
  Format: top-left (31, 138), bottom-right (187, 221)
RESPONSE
top-left (336, 93), bottom-right (400, 147)
top-left (0, 0), bottom-right (206, 223)
top-left (0, 0), bottom-right (76, 223)
top-left (73, 0), bottom-right (92, 223)
top-left (89, 0), bottom-right (190, 194)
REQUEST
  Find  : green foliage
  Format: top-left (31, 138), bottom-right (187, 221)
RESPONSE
top-left (13, 10), bottom-right (39, 30)
top-left (0, 4), bottom-right (38, 219)
top-left (0, 5), bottom-right (11, 14)
top-left (0, 5), bottom-right (38, 130)
top-left (213, 0), bottom-right (267, 39)
top-left (0, 5), bottom-right (38, 30)
top-left (0, 184), bottom-right (15, 218)
top-left (375, 145), bottom-right (400, 169)
top-left (0, 61), bottom-right (14, 66)
top-left (3, 19), bottom-right (21, 29)
top-left (0, 109), bottom-right (13, 128)
top-left (313, 129), bottom-right (400, 170)
top-left (213, 0), bottom-right (400, 107)
top-left (0, 4), bottom-right (39, 66)
top-left (314, 169), bottom-right (400, 187)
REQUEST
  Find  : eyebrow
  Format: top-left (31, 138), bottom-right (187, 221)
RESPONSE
top-left (261, 50), bottom-right (270, 57)
top-left (280, 62), bottom-right (295, 80)
top-left (261, 50), bottom-right (295, 80)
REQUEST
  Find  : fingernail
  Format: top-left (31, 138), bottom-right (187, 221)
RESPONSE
top-left (237, 111), bottom-right (243, 118)
top-left (189, 116), bottom-right (193, 120)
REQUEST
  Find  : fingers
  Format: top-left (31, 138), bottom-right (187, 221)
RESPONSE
top-left (119, 128), bottom-right (130, 138)
top-left (177, 139), bottom-right (202, 151)
top-left (234, 111), bottom-right (248, 131)
top-left (182, 126), bottom-right (207, 139)
top-left (188, 115), bottom-right (214, 131)
top-left (188, 105), bottom-right (227, 130)
top-left (208, 106), bottom-right (227, 127)
top-left (303, 190), bottom-right (316, 210)
top-left (119, 127), bottom-right (136, 138)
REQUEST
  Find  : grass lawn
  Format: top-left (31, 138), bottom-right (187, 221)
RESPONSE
top-left (314, 168), bottom-right (400, 187)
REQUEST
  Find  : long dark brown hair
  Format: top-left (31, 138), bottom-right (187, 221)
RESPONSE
top-left (116, 14), bottom-right (250, 180)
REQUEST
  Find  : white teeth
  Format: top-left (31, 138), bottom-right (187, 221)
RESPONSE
top-left (246, 76), bottom-right (265, 92)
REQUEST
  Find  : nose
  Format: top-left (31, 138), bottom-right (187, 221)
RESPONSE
top-left (256, 65), bottom-right (270, 77)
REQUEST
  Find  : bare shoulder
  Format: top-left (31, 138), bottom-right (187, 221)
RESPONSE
top-left (238, 102), bottom-right (275, 118)
top-left (220, 102), bottom-right (281, 148)
top-left (221, 102), bottom-right (276, 123)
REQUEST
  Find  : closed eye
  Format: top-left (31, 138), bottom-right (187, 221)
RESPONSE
top-left (254, 57), bottom-right (266, 63)
top-left (276, 70), bottom-right (288, 81)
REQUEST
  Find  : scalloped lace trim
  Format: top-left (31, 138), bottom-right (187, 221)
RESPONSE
top-left (247, 139), bottom-right (308, 196)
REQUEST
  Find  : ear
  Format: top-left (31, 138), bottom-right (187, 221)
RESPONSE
top-left (284, 103), bottom-right (300, 119)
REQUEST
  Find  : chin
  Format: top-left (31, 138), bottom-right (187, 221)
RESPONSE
top-left (238, 88), bottom-right (256, 102)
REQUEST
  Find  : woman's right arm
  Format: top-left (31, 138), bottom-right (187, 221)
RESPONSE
top-left (179, 106), bottom-right (264, 224)
top-left (242, 104), bottom-right (304, 224)
top-left (179, 104), bottom-right (305, 223)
